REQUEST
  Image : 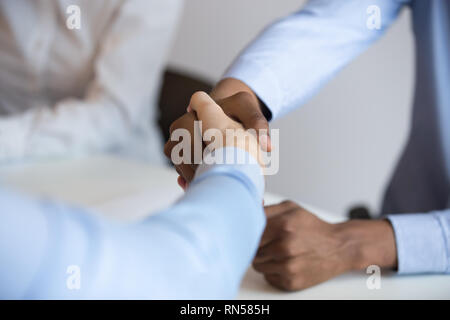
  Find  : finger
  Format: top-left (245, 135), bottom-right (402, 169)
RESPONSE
top-left (259, 226), bottom-right (284, 248)
top-left (174, 163), bottom-right (194, 182)
top-left (258, 134), bottom-right (271, 153)
top-left (165, 139), bottom-right (197, 182)
top-left (255, 242), bottom-right (283, 263)
top-left (190, 91), bottom-right (238, 132)
top-left (253, 260), bottom-right (281, 275)
top-left (164, 139), bottom-right (177, 160)
top-left (253, 247), bottom-right (274, 264)
top-left (177, 164), bottom-right (195, 182)
top-left (264, 274), bottom-right (301, 292)
top-left (189, 91), bottom-right (223, 118)
top-left (177, 175), bottom-right (188, 191)
top-left (253, 256), bottom-right (300, 276)
top-left (264, 274), bottom-right (284, 290)
top-left (259, 208), bottom-right (299, 247)
top-left (165, 113), bottom-right (201, 177)
top-left (165, 113), bottom-right (197, 161)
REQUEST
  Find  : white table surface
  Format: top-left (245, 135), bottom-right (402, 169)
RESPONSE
top-left (1, 155), bottom-right (449, 299)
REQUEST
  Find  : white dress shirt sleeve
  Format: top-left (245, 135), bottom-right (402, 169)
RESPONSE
top-left (0, 0), bottom-right (182, 162)
top-left (224, 0), bottom-right (409, 119)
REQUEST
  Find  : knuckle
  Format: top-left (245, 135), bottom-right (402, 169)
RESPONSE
top-left (249, 109), bottom-right (267, 122)
top-left (169, 113), bottom-right (195, 135)
top-left (192, 91), bottom-right (207, 101)
top-left (279, 216), bottom-right (294, 233)
top-left (252, 262), bottom-right (264, 273)
top-left (281, 261), bottom-right (298, 276)
top-left (191, 91), bottom-right (209, 109)
top-left (163, 142), bottom-right (172, 158)
top-left (278, 239), bottom-right (295, 257)
top-left (281, 200), bottom-right (298, 211)
top-left (293, 208), bottom-right (311, 222)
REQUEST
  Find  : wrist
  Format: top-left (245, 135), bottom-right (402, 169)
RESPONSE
top-left (333, 219), bottom-right (398, 271)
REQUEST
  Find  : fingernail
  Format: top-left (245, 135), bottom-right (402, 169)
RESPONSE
top-left (259, 134), bottom-right (269, 151)
top-left (187, 104), bottom-right (192, 112)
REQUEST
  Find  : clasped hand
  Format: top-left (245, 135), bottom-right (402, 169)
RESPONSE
top-left (164, 91), bottom-right (264, 189)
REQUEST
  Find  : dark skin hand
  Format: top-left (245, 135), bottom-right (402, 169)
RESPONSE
top-left (167, 78), bottom-right (271, 189)
top-left (254, 200), bottom-right (398, 291)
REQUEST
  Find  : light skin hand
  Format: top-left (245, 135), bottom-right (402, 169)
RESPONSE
top-left (253, 200), bottom-right (398, 291)
top-left (190, 91), bottom-right (264, 165)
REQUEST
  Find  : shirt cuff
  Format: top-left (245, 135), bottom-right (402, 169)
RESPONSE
top-left (193, 147), bottom-right (265, 200)
top-left (387, 213), bottom-right (449, 274)
top-left (223, 56), bottom-right (283, 120)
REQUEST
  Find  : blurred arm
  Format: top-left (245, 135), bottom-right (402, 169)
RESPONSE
top-left (0, 147), bottom-right (265, 299)
top-left (0, 0), bottom-right (182, 162)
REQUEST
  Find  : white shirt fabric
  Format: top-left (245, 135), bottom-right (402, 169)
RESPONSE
top-left (0, 0), bottom-right (183, 163)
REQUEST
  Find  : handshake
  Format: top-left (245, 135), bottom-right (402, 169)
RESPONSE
top-left (164, 90), bottom-right (272, 190)
top-left (162, 86), bottom-right (397, 294)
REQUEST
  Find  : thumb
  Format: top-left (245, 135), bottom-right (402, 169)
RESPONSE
top-left (189, 91), bottom-right (240, 132)
top-left (216, 92), bottom-right (272, 152)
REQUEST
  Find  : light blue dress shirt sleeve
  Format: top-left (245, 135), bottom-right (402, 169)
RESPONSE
top-left (224, 0), bottom-right (409, 119)
top-left (0, 147), bottom-right (265, 299)
top-left (387, 212), bottom-right (450, 274)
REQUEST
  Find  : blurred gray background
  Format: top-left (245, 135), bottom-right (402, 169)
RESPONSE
top-left (168, 0), bottom-right (415, 217)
